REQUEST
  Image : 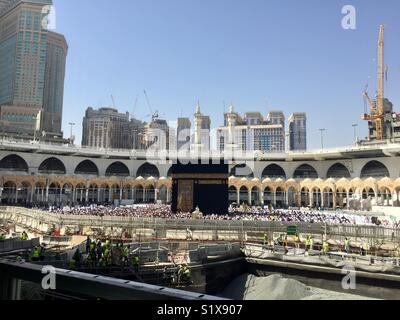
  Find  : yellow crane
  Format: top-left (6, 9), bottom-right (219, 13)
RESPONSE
top-left (362, 24), bottom-right (385, 140)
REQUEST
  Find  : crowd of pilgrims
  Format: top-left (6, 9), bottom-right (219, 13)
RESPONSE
top-left (41, 203), bottom-right (398, 227)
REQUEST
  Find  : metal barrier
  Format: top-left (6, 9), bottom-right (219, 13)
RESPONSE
top-left (0, 259), bottom-right (227, 300)
top-left (0, 238), bottom-right (40, 253)
top-left (1, 206), bottom-right (400, 243)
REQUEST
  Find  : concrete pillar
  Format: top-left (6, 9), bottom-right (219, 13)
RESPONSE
top-left (167, 188), bottom-right (171, 203)
top-left (273, 191), bottom-right (276, 206)
top-left (260, 190), bottom-right (264, 205)
top-left (85, 188), bottom-right (89, 203)
top-left (119, 187), bottom-right (123, 201)
top-left (98, 188), bottom-right (101, 202)
top-left (30, 186), bottom-right (34, 203)
top-left (131, 188), bottom-right (134, 201)
top-left (321, 190), bottom-right (324, 208)
top-left (248, 189), bottom-right (252, 205)
top-left (237, 189), bottom-right (240, 204)
top-left (59, 187), bottom-right (63, 204)
top-left (45, 185), bottom-right (49, 203)
top-left (309, 192), bottom-right (313, 207)
top-left (285, 191), bottom-right (289, 207)
top-left (155, 188), bottom-right (159, 203)
top-left (143, 188), bottom-right (147, 203)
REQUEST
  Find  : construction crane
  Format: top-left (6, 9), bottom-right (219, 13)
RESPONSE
top-left (110, 95), bottom-right (117, 108)
top-left (362, 24), bottom-right (385, 140)
top-left (143, 90), bottom-right (161, 122)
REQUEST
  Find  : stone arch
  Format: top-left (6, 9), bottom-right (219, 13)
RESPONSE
top-left (159, 185), bottom-right (168, 203)
top-left (137, 163), bottom-right (160, 179)
top-left (106, 162), bottom-right (130, 177)
top-left (262, 164), bottom-right (286, 179)
top-left (251, 186), bottom-right (260, 206)
top-left (145, 185), bottom-right (155, 203)
top-left (323, 187), bottom-right (334, 208)
top-left (229, 185), bottom-right (237, 204)
top-left (293, 164), bottom-right (318, 179)
top-left (75, 160), bottom-right (99, 176)
top-left (1, 181), bottom-right (17, 204)
top-left (275, 187), bottom-right (285, 208)
top-left (230, 164), bottom-right (254, 178)
top-left (0, 154), bottom-right (28, 173)
top-left (239, 186), bottom-right (249, 204)
top-left (38, 157), bottom-right (66, 175)
top-left (362, 188), bottom-right (375, 199)
top-left (327, 163), bottom-right (351, 178)
top-left (287, 186), bottom-right (297, 207)
top-left (134, 185), bottom-right (144, 203)
top-left (167, 166), bottom-right (173, 178)
top-left (361, 161), bottom-right (389, 179)
top-left (263, 186), bottom-right (273, 205)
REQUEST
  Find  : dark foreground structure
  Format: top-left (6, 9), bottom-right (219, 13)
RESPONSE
top-left (171, 159), bottom-right (229, 214)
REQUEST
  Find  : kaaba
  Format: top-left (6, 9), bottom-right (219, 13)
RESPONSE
top-left (171, 159), bottom-right (229, 215)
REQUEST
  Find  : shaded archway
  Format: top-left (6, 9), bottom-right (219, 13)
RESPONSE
top-left (361, 161), bottom-right (389, 178)
top-left (323, 187), bottom-right (334, 208)
top-left (48, 182), bottom-right (61, 204)
top-left (106, 162), bottom-right (130, 177)
top-left (262, 164), bottom-right (286, 179)
top-left (327, 163), bottom-right (350, 178)
top-left (336, 188), bottom-right (347, 208)
top-left (75, 183), bottom-right (86, 203)
top-left (145, 185), bottom-right (155, 203)
top-left (39, 157), bottom-right (66, 175)
top-left (378, 187), bottom-right (392, 206)
top-left (159, 185), bottom-right (168, 203)
top-left (293, 164), bottom-right (318, 179)
top-left (312, 188), bottom-right (321, 208)
top-left (88, 184), bottom-right (98, 203)
top-left (287, 187), bottom-right (296, 207)
top-left (263, 187), bottom-right (273, 205)
top-left (239, 186), bottom-right (249, 204)
top-left (33, 182), bottom-right (46, 204)
top-left (275, 187), bottom-right (285, 208)
top-left (362, 188), bottom-right (375, 199)
top-left (61, 183), bottom-right (73, 205)
top-left (300, 187), bottom-right (310, 207)
top-left (137, 163), bottom-right (160, 179)
top-left (251, 186), bottom-right (260, 206)
top-left (229, 186), bottom-right (237, 204)
top-left (0, 155), bottom-right (28, 173)
top-left (1, 181), bottom-right (17, 204)
top-left (230, 164), bottom-right (254, 178)
top-left (134, 185), bottom-right (144, 203)
top-left (75, 160), bottom-right (99, 176)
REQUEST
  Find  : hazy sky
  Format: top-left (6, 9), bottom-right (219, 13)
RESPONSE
top-left (53, 0), bottom-right (400, 149)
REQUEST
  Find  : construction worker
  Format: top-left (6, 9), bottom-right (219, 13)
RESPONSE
top-left (262, 233), bottom-right (268, 247)
top-left (179, 264), bottom-right (191, 284)
top-left (86, 236), bottom-right (91, 253)
top-left (96, 241), bottom-right (103, 262)
top-left (309, 236), bottom-right (314, 251)
top-left (104, 247), bottom-right (111, 266)
top-left (20, 231), bottom-right (28, 241)
top-left (0, 233), bottom-right (5, 241)
top-left (132, 254), bottom-right (140, 272)
top-left (322, 241), bottom-right (329, 255)
top-left (344, 238), bottom-right (350, 254)
top-left (122, 245), bottom-right (129, 266)
top-left (31, 246), bottom-right (40, 262)
top-left (305, 236), bottom-right (310, 252)
top-left (71, 248), bottom-right (82, 268)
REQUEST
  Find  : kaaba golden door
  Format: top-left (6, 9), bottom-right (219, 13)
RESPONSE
top-left (177, 180), bottom-right (194, 212)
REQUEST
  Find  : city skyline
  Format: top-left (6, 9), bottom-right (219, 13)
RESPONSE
top-left (52, 0), bottom-right (400, 149)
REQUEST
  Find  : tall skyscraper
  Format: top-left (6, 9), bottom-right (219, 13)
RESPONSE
top-left (288, 112), bottom-right (307, 151)
top-left (217, 107), bottom-right (285, 153)
top-left (42, 31), bottom-right (68, 136)
top-left (177, 117), bottom-right (191, 151)
top-left (82, 107), bottom-right (145, 150)
top-left (0, 0), bottom-right (67, 139)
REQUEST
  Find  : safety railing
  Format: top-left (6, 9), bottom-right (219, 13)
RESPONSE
top-left (1, 206), bottom-right (400, 242)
